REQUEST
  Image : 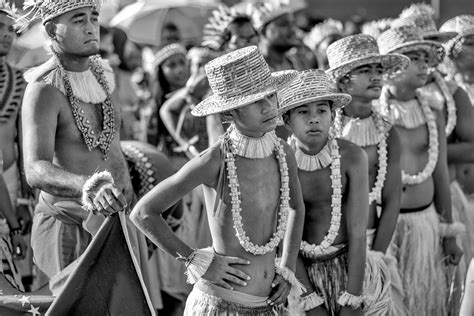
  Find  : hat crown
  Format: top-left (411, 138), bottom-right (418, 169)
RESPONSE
top-left (440, 15), bottom-right (474, 33)
top-left (205, 46), bottom-right (274, 100)
top-left (278, 69), bottom-right (333, 111)
top-left (378, 25), bottom-right (423, 54)
top-left (327, 34), bottom-right (381, 69)
top-left (395, 14), bottom-right (438, 37)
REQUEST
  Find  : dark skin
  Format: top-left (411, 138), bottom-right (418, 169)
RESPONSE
top-left (131, 94), bottom-right (305, 305)
top-left (284, 101), bottom-right (367, 316)
top-left (23, 7), bottom-right (128, 217)
top-left (386, 50), bottom-right (462, 265)
top-left (337, 63), bottom-right (402, 254)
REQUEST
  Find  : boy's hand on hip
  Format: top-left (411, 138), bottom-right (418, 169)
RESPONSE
top-left (202, 254), bottom-right (251, 290)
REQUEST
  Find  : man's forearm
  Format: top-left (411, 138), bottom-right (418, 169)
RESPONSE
top-left (280, 207), bottom-right (304, 271)
top-left (346, 237), bottom-right (366, 295)
top-left (26, 161), bottom-right (87, 198)
top-left (372, 201), bottom-right (399, 253)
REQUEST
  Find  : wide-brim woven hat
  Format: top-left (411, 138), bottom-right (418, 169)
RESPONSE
top-left (397, 4), bottom-right (457, 42)
top-left (326, 34), bottom-right (410, 82)
top-left (378, 25), bottom-right (445, 67)
top-left (278, 69), bottom-right (352, 114)
top-left (13, 0), bottom-right (102, 32)
top-left (440, 15), bottom-right (474, 60)
top-left (192, 46), bottom-right (297, 117)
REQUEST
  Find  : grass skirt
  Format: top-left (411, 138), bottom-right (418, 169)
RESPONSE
top-left (184, 280), bottom-right (286, 315)
top-left (304, 245), bottom-right (391, 316)
top-left (390, 204), bottom-right (447, 316)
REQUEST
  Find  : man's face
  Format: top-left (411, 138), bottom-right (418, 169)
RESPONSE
top-left (264, 13), bottom-right (297, 51)
top-left (390, 50), bottom-right (430, 89)
top-left (226, 21), bottom-right (259, 52)
top-left (0, 12), bottom-right (15, 57)
top-left (286, 100), bottom-right (333, 146)
top-left (231, 93), bottom-right (278, 137)
top-left (54, 7), bottom-right (100, 57)
top-left (339, 63), bottom-right (383, 101)
top-left (454, 34), bottom-right (474, 69)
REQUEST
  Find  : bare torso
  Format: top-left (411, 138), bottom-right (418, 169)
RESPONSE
top-left (362, 144), bottom-right (378, 228)
top-left (395, 124), bottom-right (435, 208)
top-left (45, 97), bottom-right (134, 203)
top-left (202, 144), bottom-right (283, 297)
top-left (0, 116), bottom-right (17, 171)
top-left (298, 139), bottom-right (350, 246)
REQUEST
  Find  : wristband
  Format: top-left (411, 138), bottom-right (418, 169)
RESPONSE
top-left (275, 266), bottom-right (306, 297)
top-left (177, 247), bottom-right (215, 284)
top-left (337, 291), bottom-right (364, 310)
top-left (81, 171), bottom-right (114, 212)
top-left (300, 292), bottom-right (325, 311)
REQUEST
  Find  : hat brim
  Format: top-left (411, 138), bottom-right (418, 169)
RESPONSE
top-left (191, 70), bottom-right (297, 117)
top-left (278, 92), bottom-right (352, 115)
top-left (444, 29), bottom-right (474, 59)
top-left (385, 40), bottom-right (446, 66)
top-left (423, 31), bottom-right (458, 42)
top-left (326, 53), bottom-right (410, 82)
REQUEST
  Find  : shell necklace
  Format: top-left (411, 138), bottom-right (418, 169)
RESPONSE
top-left (380, 88), bottom-right (439, 185)
top-left (333, 110), bottom-right (388, 204)
top-left (225, 128), bottom-right (290, 255)
top-left (299, 138), bottom-right (343, 256)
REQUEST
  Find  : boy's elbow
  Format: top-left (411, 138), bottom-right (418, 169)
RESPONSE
top-left (130, 203), bottom-right (151, 226)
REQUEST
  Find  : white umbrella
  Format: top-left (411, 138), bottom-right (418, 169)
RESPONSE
top-left (109, 0), bottom-right (219, 46)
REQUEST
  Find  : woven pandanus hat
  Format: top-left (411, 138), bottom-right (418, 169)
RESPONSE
top-left (152, 43), bottom-right (187, 70)
top-left (326, 34), bottom-right (409, 82)
top-left (192, 46), bottom-right (297, 117)
top-left (252, 0), bottom-right (293, 30)
top-left (440, 15), bottom-right (474, 60)
top-left (377, 25), bottom-right (445, 67)
top-left (13, 0), bottom-right (102, 32)
top-left (278, 69), bottom-right (352, 114)
top-left (396, 3), bottom-right (457, 41)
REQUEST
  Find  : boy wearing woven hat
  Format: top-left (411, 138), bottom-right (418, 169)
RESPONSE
top-left (15, 0), bottom-right (161, 306)
top-left (377, 25), bottom-right (463, 316)
top-left (327, 33), bottom-right (408, 257)
top-left (278, 69), bottom-right (391, 316)
top-left (131, 46), bottom-right (305, 315)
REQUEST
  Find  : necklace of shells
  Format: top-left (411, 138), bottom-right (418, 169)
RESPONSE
top-left (225, 127), bottom-right (290, 256)
top-left (296, 138), bottom-right (343, 256)
top-left (52, 50), bottom-right (116, 160)
top-left (433, 71), bottom-right (456, 137)
top-left (380, 88), bottom-right (439, 185)
top-left (333, 110), bottom-right (388, 204)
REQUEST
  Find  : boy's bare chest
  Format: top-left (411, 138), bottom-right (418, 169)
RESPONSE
top-left (363, 145), bottom-right (380, 177)
top-left (299, 168), bottom-right (347, 210)
top-left (396, 125), bottom-right (429, 154)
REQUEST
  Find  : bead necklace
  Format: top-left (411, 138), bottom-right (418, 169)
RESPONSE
top-left (433, 71), bottom-right (456, 136)
top-left (380, 88), bottom-right (439, 185)
top-left (334, 110), bottom-right (388, 204)
top-left (300, 138), bottom-right (343, 256)
top-left (225, 130), bottom-right (290, 255)
top-left (52, 50), bottom-right (116, 160)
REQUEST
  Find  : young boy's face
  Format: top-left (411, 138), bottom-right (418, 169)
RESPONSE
top-left (231, 93), bottom-right (278, 137)
top-left (286, 100), bottom-right (333, 145)
top-left (389, 50), bottom-right (430, 89)
top-left (339, 63), bottom-right (383, 100)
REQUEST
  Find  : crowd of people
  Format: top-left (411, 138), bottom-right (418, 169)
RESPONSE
top-left (0, 0), bottom-right (473, 315)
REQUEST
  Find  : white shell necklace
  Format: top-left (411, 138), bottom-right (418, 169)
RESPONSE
top-left (225, 128), bottom-right (290, 255)
top-left (299, 138), bottom-right (343, 256)
top-left (288, 135), bottom-right (332, 171)
top-left (333, 110), bottom-right (388, 204)
top-left (380, 88), bottom-right (439, 185)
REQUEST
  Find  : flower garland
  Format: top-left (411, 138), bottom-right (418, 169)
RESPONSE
top-left (51, 50), bottom-right (116, 160)
top-left (380, 88), bottom-right (439, 185)
top-left (225, 133), bottom-right (290, 255)
top-left (333, 110), bottom-right (388, 204)
top-left (433, 71), bottom-right (456, 136)
top-left (300, 138), bottom-right (342, 256)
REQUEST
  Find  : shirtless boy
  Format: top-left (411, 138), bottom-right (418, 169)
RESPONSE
top-left (131, 46), bottom-right (305, 315)
top-left (279, 69), bottom-right (391, 315)
top-left (377, 25), bottom-right (463, 315)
